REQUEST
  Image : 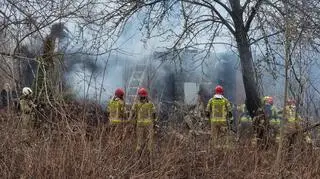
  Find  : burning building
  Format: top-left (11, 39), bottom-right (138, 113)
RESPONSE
top-left (123, 49), bottom-right (244, 120)
top-left (150, 49), bottom-right (242, 105)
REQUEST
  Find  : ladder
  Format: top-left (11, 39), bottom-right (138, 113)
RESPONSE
top-left (126, 62), bottom-right (148, 105)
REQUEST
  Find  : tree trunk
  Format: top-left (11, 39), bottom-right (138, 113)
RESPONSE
top-left (229, 0), bottom-right (262, 117)
top-left (235, 28), bottom-right (261, 117)
top-left (234, 27), bottom-right (268, 148)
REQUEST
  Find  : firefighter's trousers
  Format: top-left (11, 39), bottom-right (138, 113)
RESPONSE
top-left (21, 113), bottom-right (32, 141)
top-left (136, 124), bottom-right (154, 152)
top-left (108, 121), bottom-right (133, 141)
top-left (270, 125), bottom-right (280, 144)
top-left (283, 123), bottom-right (305, 151)
top-left (211, 122), bottom-right (230, 149)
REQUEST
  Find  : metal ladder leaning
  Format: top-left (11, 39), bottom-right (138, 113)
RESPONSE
top-left (126, 62), bottom-right (148, 105)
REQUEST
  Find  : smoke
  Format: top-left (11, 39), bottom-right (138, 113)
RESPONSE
top-left (54, 12), bottom-right (233, 106)
top-left (213, 52), bottom-right (239, 103)
top-left (149, 50), bottom-right (242, 105)
top-left (14, 22), bottom-right (70, 88)
top-left (64, 52), bottom-right (135, 105)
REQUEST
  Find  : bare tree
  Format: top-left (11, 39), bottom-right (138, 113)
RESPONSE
top-left (93, 0), bottom-right (288, 117)
top-left (1, 0), bottom-right (320, 119)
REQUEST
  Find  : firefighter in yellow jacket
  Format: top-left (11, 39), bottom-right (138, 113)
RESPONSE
top-left (264, 97), bottom-right (281, 143)
top-left (285, 99), bottom-right (300, 129)
top-left (20, 87), bottom-right (36, 140)
top-left (284, 99), bottom-right (311, 145)
top-left (206, 85), bottom-right (232, 148)
top-left (237, 103), bottom-right (254, 142)
top-left (107, 88), bottom-right (126, 132)
top-left (131, 88), bottom-right (156, 152)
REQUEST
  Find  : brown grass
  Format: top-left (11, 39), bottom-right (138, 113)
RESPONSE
top-left (0, 106), bottom-right (319, 178)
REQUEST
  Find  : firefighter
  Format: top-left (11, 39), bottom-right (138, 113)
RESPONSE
top-left (284, 99), bottom-right (311, 146)
top-left (262, 96), bottom-right (270, 105)
top-left (284, 99), bottom-right (300, 136)
top-left (131, 88), bottom-right (156, 152)
top-left (264, 97), bottom-right (280, 144)
top-left (206, 85), bottom-right (232, 149)
top-left (237, 103), bottom-right (254, 143)
top-left (19, 87), bottom-right (36, 140)
top-left (106, 88), bottom-right (128, 138)
top-left (107, 88), bottom-right (126, 125)
top-left (285, 99), bottom-right (299, 124)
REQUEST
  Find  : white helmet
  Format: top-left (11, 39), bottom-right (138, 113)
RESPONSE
top-left (22, 87), bottom-right (32, 96)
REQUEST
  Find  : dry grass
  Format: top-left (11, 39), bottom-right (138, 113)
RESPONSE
top-left (0, 106), bottom-right (319, 178)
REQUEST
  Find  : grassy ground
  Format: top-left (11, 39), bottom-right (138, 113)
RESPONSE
top-left (0, 110), bottom-right (319, 178)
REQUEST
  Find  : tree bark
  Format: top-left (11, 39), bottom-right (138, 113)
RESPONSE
top-left (235, 29), bottom-right (261, 117)
top-left (234, 27), bottom-right (268, 147)
top-left (230, 0), bottom-right (262, 117)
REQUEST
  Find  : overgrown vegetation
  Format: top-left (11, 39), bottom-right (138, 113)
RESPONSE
top-left (1, 0), bottom-right (320, 178)
top-left (0, 104), bottom-right (318, 178)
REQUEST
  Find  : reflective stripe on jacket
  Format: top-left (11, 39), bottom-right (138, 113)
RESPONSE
top-left (206, 96), bottom-right (231, 124)
top-left (107, 97), bottom-right (125, 124)
top-left (285, 105), bottom-right (299, 123)
top-left (133, 101), bottom-right (155, 126)
top-left (270, 118), bottom-right (280, 126)
top-left (240, 116), bottom-right (252, 123)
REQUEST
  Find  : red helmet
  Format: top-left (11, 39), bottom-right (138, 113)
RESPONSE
top-left (115, 88), bottom-right (124, 98)
top-left (215, 85), bottom-right (224, 95)
top-left (138, 88), bottom-right (148, 97)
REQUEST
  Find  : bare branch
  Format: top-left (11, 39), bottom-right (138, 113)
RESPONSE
top-left (244, 0), bottom-right (263, 32)
top-left (182, 0), bottom-right (235, 34)
top-left (242, 0), bottom-right (251, 11)
top-left (249, 30), bottom-right (283, 45)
